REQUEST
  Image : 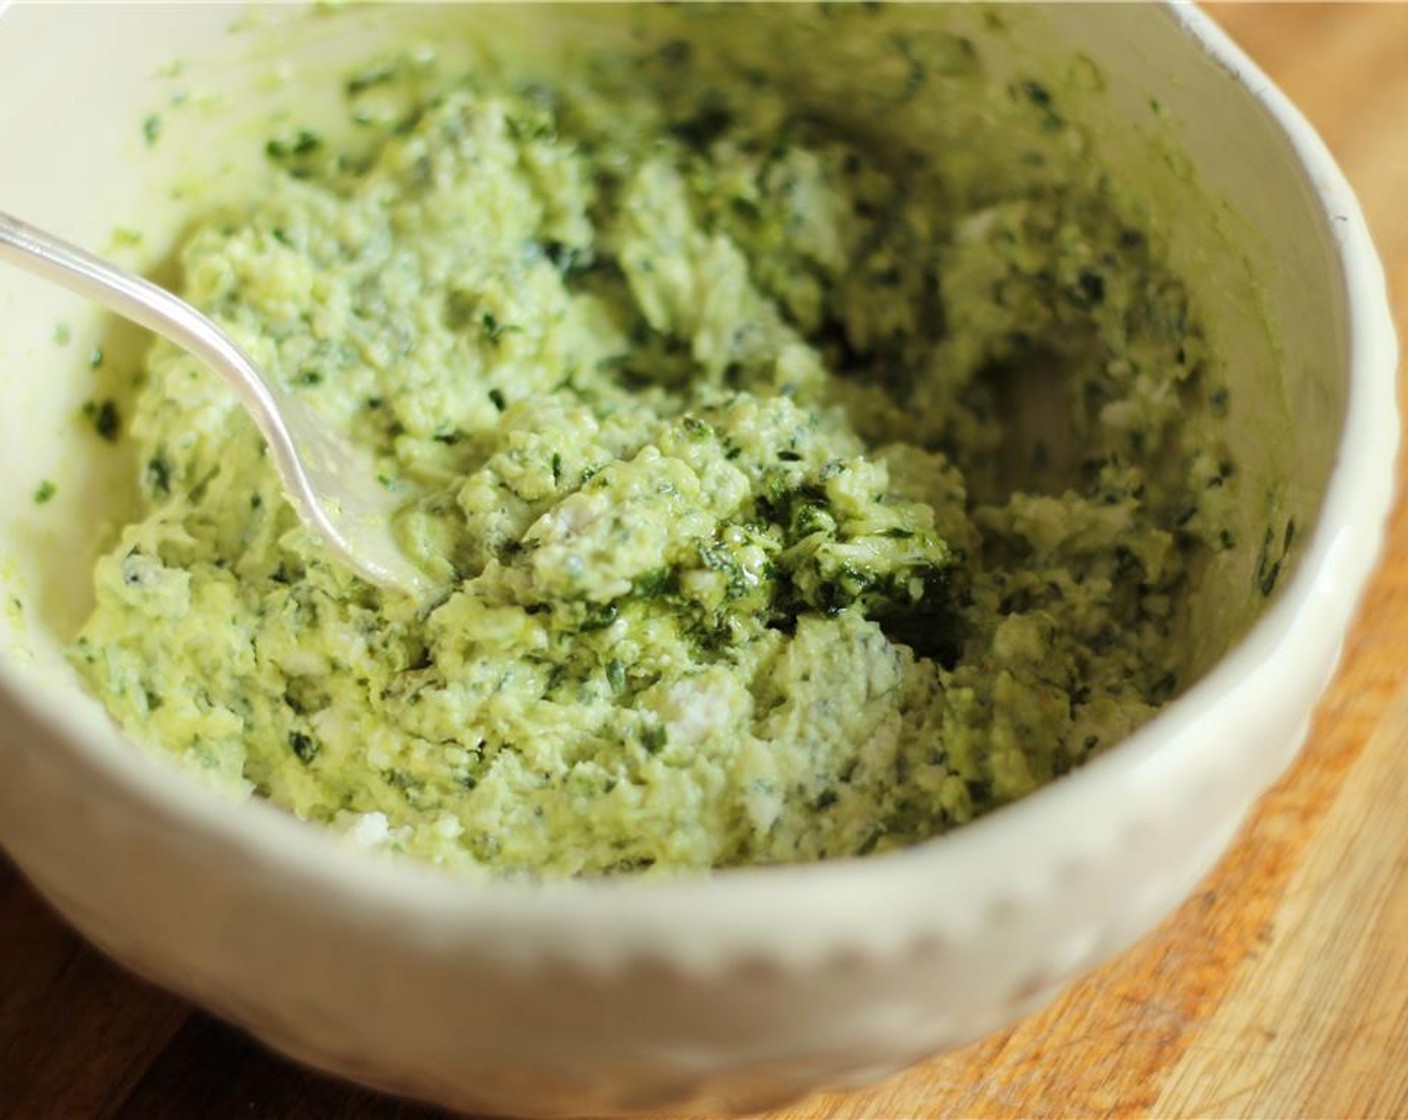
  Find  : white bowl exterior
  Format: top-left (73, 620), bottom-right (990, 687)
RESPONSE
top-left (0, 5), bottom-right (1396, 1116)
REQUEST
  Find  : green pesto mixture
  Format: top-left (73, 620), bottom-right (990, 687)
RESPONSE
top-left (71, 26), bottom-right (1235, 876)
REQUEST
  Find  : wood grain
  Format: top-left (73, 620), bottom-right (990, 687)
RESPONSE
top-left (1153, 678), bottom-right (1408, 1119)
top-left (2, 7), bottom-right (1405, 1118)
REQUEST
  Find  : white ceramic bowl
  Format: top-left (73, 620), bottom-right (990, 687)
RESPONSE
top-left (0, 5), bottom-right (1396, 1116)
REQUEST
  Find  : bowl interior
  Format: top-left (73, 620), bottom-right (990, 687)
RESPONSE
top-left (0, 3), bottom-right (1343, 833)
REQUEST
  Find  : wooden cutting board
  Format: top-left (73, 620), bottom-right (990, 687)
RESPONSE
top-left (2, 6), bottom-right (1406, 1117)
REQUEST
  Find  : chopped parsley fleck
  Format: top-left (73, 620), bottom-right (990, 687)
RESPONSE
top-left (288, 731), bottom-right (320, 764)
top-left (146, 456), bottom-right (172, 495)
top-left (641, 724), bottom-right (668, 754)
top-left (82, 399), bottom-right (121, 442)
top-left (346, 61), bottom-right (398, 96)
top-left (265, 128), bottom-right (323, 169)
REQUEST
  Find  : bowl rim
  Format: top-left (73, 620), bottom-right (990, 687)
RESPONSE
top-left (0, 2), bottom-right (1398, 954)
